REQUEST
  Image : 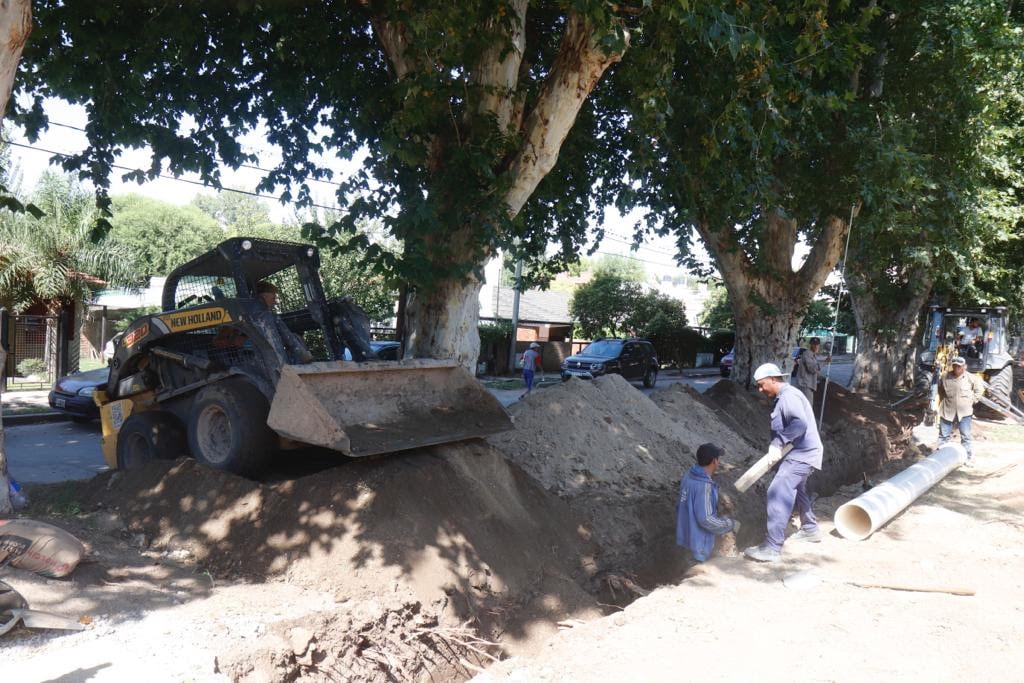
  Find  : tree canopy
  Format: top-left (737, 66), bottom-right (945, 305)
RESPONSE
top-left (15, 1), bottom-right (637, 366)
top-left (108, 194), bottom-right (223, 277)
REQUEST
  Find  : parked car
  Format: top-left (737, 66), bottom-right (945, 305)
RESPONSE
top-left (48, 366), bottom-right (109, 422)
top-left (561, 338), bottom-right (659, 387)
top-left (342, 340), bottom-right (401, 361)
top-left (720, 348), bottom-right (734, 377)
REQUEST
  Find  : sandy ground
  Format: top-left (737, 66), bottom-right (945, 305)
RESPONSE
top-left (477, 419), bottom-right (1024, 682)
top-left (0, 367), bottom-right (1006, 683)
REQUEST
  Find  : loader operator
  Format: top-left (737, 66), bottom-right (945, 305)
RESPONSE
top-left (213, 281), bottom-right (314, 364)
top-left (958, 318), bottom-right (984, 358)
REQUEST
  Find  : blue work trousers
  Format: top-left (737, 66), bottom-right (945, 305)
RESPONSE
top-left (939, 415), bottom-right (973, 458)
top-left (766, 459), bottom-right (818, 550)
top-left (523, 369), bottom-right (535, 392)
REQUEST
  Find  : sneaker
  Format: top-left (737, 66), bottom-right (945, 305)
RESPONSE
top-left (791, 527), bottom-right (823, 543)
top-left (743, 545), bottom-right (781, 563)
top-left (963, 457), bottom-right (975, 468)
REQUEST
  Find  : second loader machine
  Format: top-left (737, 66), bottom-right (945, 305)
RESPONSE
top-left (96, 238), bottom-right (512, 476)
top-left (913, 305), bottom-right (1024, 425)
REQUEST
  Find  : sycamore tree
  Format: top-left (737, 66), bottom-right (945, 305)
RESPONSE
top-left (14, 1), bottom-right (636, 370)
top-left (845, 0), bottom-right (1024, 393)
top-left (605, 1), bottom-right (879, 386)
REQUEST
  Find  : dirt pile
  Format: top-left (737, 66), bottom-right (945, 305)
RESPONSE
top-left (74, 442), bottom-right (602, 677)
top-left (648, 383), bottom-right (762, 464)
top-left (489, 375), bottom-right (703, 581)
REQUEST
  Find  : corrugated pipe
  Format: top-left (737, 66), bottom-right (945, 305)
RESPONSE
top-left (834, 443), bottom-right (966, 541)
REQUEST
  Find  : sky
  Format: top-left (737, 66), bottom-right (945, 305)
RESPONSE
top-left (6, 97), bottom-right (714, 286)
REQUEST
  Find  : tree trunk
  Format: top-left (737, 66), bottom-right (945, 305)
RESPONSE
top-left (404, 276), bottom-right (485, 370)
top-left (0, 0), bottom-right (30, 120)
top-left (848, 269), bottom-right (933, 394)
top-left (0, 348), bottom-right (11, 514)
top-left (699, 211), bottom-right (851, 387)
top-left (0, 0), bottom-right (30, 514)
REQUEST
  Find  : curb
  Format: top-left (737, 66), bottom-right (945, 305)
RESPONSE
top-left (2, 411), bottom-right (71, 426)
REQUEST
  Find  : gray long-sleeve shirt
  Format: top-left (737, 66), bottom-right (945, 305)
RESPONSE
top-left (770, 384), bottom-right (823, 469)
top-left (794, 349), bottom-right (823, 390)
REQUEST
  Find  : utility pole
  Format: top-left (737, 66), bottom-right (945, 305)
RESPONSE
top-left (507, 256), bottom-right (524, 374)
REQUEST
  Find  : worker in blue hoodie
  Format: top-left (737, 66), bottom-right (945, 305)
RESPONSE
top-left (676, 443), bottom-right (740, 562)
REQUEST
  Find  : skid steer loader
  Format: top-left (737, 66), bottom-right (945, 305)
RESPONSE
top-left (914, 305), bottom-right (1023, 424)
top-left (96, 237), bottom-right (512, 476)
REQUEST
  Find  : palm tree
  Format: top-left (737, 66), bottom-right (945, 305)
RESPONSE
top-left (0, 172), bottom-right (144, 314)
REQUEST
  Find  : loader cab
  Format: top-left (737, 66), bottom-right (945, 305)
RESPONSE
top-left (921, 306), bottom-right (1010, 375)
top-left (160, 237), bottom-right (352, 363)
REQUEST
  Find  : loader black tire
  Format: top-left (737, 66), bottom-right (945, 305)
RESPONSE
top-left (117, 411), bottom-right (187, 470)
top-left (187, 379), bottom-right (275, 477)
top-left (987, 364), bottom-right (1013, 408)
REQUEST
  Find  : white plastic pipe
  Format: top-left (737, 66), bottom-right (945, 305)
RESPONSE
top-left (834, 443), bottom-right (966, 541)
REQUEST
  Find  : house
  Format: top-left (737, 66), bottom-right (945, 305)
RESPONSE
top-left (478, 260), bottom-right (575, 373)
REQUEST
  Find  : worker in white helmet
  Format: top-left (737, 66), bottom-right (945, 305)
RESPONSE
top-left (743, 362), bottom-right (824, 563)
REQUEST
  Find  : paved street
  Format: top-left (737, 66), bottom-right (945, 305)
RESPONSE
top-left (3, 362), bottom-right (854, 485)
top-left (4, 420), bottom-right (107, 484)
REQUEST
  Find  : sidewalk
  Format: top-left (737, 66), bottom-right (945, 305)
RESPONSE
top-left (1, 388), bottom-right (65, 424)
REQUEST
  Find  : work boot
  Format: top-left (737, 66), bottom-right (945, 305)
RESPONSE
top-left (791, 527), bottom-right (822, 543)
top-left (743, 545), bottom-right (781, 563)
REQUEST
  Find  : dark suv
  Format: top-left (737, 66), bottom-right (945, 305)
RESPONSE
top-left (561, 338), bottom-right (659, 387)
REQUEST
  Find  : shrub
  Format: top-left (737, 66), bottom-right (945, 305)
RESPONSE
top-left (16, 357), bottom-right (47, 377)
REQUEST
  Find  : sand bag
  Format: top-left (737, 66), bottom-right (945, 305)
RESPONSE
top-left (0, 519), bottom-right (85, 578)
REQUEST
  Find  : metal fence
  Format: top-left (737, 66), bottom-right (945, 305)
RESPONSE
top-left (3, 313), bottom-right (63, 390)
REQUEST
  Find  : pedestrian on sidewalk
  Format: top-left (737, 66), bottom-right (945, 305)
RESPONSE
top-left (937, 356), bottom-right (985, 466)
top-left (793, 337), bottom-right (830, 408)
top-left (677, 443), bottom-right (739, 563)
top-left (520, 342), bottom-right (543, 398)
top-left (744, 363), bottom-right (823, 563)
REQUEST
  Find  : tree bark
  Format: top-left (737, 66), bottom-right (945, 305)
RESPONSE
top-left (0, 0), bottom-right (30, 514)
top-left (0, 0), bottom-right (30, 120)
top-left (699, 211), bottom-right (850, 387)
top-left (404, 276), bottom-right (485, 369)
top-left (848, 268), bottom-right (933, 394)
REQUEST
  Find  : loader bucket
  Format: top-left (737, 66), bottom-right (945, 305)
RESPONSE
top-left (266, 359), bottom-right (513, 457)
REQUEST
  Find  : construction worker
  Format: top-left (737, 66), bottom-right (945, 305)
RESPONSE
top-left (938, 356), bottom-right (985, 465)
top-left (676, 443), bottom-right (740, 562)
top-left (744, 363), bottom-right (823, 563)
top-left (958, 318), bottom-right (984, 358)
top-left (216, 280), bottom-right (313, 364)
top-left (520, 342), bottom-right (543, 398)
top-left (793, 337), bottom-right (830, 407)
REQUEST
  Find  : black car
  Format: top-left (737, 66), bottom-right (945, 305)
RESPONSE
top-left (48, 366), bottom-right (109, 422)
top-left (561, 339), bottom-right (659, 387)
top-left (343, 340), bottom-right (402, 361)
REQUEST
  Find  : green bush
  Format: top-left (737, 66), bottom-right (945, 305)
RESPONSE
top-left (16, 357), bottom-right (46, 377)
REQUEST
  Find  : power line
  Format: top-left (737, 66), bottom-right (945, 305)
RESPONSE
top-left (600, 232), bottom-right (680, 258)
top-left (42, 119), bottom-right (346, 188)
top-left (4, 137), bottom-right (342, 213)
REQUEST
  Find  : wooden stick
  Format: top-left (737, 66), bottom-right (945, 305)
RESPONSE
top-left (846, 581), bottom-right (974, 596)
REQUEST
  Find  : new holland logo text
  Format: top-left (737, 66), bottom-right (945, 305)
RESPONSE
top-left (159, 307), bottom-right (232, 333)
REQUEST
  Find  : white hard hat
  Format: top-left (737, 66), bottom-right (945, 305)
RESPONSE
top-left (529, 342), bottom-right (540, 349)
top-left (753, 363), bottom-right (785, 382)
